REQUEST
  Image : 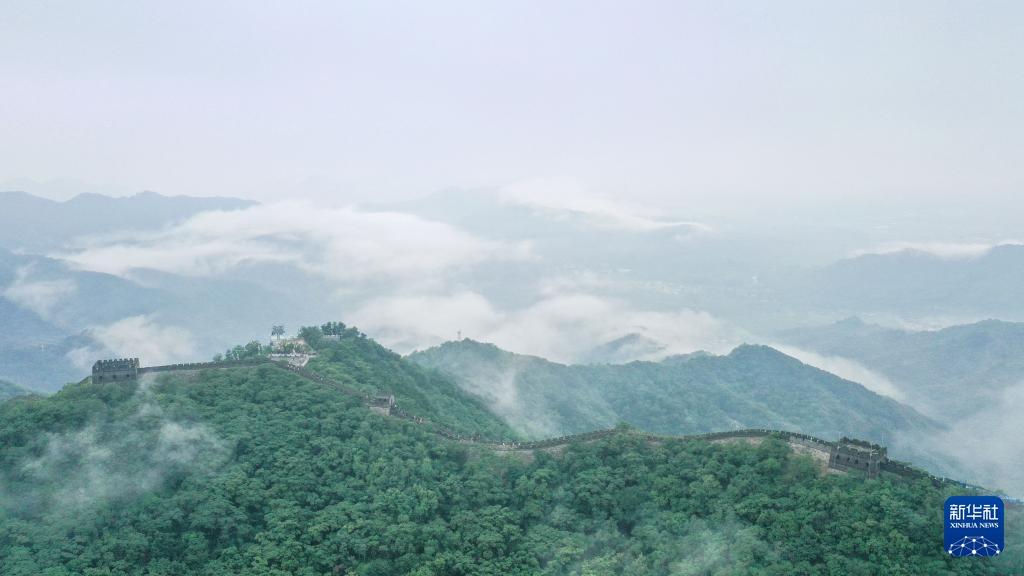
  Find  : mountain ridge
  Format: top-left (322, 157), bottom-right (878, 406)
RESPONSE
top-left (779, 317), bottom-right (1024, 418)
top-left (406, 339), bottom-right (938, 456)
top-left (0, 190), bottom-right (256, 252)
top-left (2, 330), bottom-right (1018, 574)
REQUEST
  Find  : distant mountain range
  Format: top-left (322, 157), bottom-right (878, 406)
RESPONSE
top-left (0, 190), bottom-right (254, 252)
top-left (0, 256), bottom-right (341, 391)
top-left (390, 188), bottom-right (1024, 331)
top-left (0, 192), bottom-right (337, 391)
top-left (779, 317), bottom-right (1024, 419)
top-left (782, 245), bottom-right (1024, 321)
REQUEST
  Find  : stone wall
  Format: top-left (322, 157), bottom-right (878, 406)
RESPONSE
top-left (828, 441), bottom-right (885, 478)
top-left (107, 357), bottom-right (1015, 492)
top-left (91, 358), bottom-right (139, 383)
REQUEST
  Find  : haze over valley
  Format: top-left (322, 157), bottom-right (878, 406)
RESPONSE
top-left (2, 187), bottom-right (1022, 496)
top-left (3, 2), bottom-right (1023, 573)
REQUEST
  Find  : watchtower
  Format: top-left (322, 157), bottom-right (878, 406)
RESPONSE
top-left (91, 358), bottom-right (140, 383)
top-left (369, 394), bottom-right (396, 416)
top-left (828, 437), bottom-right (887, 478)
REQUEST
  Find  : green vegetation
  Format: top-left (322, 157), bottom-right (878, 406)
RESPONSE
top-left (215, 340), bottom-right (270, 363)
top-left (1, 326), bottom-right (1018, 574)
top-left (0, 379), bottom-right (32, 402)
top-left (302, 323), bottom-right (512, 439)
top-left (1, 360), bottom-right (1019, 575)
top-left (780, 318), bottom-right (1024, 419)
top-left (407, 340), bottom-right (937, 451)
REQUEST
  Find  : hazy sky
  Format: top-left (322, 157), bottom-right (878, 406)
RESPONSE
top-left (2, 1), bottom-right (1022, 216)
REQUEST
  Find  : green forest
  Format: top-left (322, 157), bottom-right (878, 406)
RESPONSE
top-left (0, 327), bottom-right (1020, 575)
top-left (0, 379), bottom-right (32, 403)
top-left (407, 340), bottom-right (936, 451)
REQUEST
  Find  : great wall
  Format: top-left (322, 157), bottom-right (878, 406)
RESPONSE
top-left (91, 357), bottom-right (1013, 499)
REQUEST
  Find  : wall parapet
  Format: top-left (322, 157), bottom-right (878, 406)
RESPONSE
top-left (92, 358), bottom-right (139, 383)
top-left (138, 359), bottom-right (272, 374)
top-left (112, 357), bottom-right (1004, 493)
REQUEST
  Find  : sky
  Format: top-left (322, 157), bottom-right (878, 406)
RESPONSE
top-left (2, 0), bottom-right (1023, 220)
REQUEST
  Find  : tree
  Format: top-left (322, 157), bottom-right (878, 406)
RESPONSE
top-left (299, 325), bottom-right (323, 348)
top-left (271, 325), bottom-right (285, 340)
top-left (321, 321), bottom-right (347, 336)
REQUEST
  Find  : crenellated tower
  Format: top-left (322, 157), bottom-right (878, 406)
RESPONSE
top-left (91, 358), bottom-right (140, 383)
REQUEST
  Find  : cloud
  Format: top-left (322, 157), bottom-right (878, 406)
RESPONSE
top-left (771, 345), bottom-right (906, 401)
top-left (58, 201), bottom-right (523, 283)
top-left (667, 519), bottom-right (774, 575)
top-left (535, 270), bottom-right (613, 297)
top-left (348, 291), bottom-right (503, 353)
top-left (908, 382), bottom-right (1024, 497)
top-left (448, 363), bottom-right (566, 439)
top-left (498, 179), bottom-right (711, 233)
top-left (66, 315), bottom-right (197, 369)
top-left (47, 197), bottom-right (734, 368)
top-left (355, 290), bottom-right (743, 437)
top-left (850, 240), bottom-right (1024, 259)
top-left (486, 294), bottom-right (741, 363)
top-left (353, 290), bottom-right (742, 364)
top-left (14, 373), bottom-right (226, 511)
top-left (2, 264), bottom-right (76, 318)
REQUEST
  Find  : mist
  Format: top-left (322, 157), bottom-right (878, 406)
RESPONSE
top-left (1, 374), bottom-right (227, 515)
top-left (2, 0), bottom-right (1022, 501)
top-left (3, 2), bottom-right (1024, 574)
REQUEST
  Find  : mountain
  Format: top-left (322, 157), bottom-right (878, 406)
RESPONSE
top-left (0, 246), bottom-right (344, 391)
top-left (0, 248), bottom-right (169, 328)
top-left (786, 245), bottom-right (1024, 321)
top-left (1, 325), bottom-right (1016, 574)
top-left (0, 332), bottom-right (98, 392)
top-left (0, 190), bottom-right (261, 390)
top-left (387, 189), bottom-right (1024, 334)
top-left (779, 318), bottom-right (1024, 418)
top-left (578, 333), bottom-right (667, 364)
top-left (0, 290), bottom-right (68, 348)
top-left (383, 187), bottom-right (776, 320)
top-left (0, 190), bottom-right (255, 252)
top-left (0, 247), bottom-right (172, 390)
top-left (301, 323), bottom-right (513, 438)
top-left (407, 340), bottom-right (937, 452)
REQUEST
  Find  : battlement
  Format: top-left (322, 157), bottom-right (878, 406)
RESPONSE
top-left (829, 437), bottom-right (887, 478)
top-left (838, 436), bottom-right (885, 452)
top-left (93, 357), bottom-right (991, 489)
top-left (91, 358), bottom-right (140, 383)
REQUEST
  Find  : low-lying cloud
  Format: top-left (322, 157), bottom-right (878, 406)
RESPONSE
top-left (67, 315), bottom-right (197, 369)
top-left (59, 201), bottom-right (524, 284)
top-left (2, 264), bottom-right (77, 319)
top-left (499, 179), bottom-right (711, 234)
top-left (910, 382), bottom-right (1024, 497)
top-left (38, 196), bottom-right (747, 367)
top-left (772, 344), bottom-right (906, 401)
top-left (851, 240), bottom-right (1024, 259)
top-left (10, 374), bottom-right (226, 512)
top-left (352, 290), bottom-right (743, 363)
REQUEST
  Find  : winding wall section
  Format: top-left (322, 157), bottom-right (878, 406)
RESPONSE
top-left (122, 359), bottom-right (1011, 500)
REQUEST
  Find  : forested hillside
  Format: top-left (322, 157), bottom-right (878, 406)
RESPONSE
top-left (780, 318), bottom-right (1024, 418)
top-left (407, 340), bottom-right (937, 452)
top-left (1, 358), bottom-right (1018, 575)
top-left (0, 379), bottom-right (31, 402)
top-left (787, 245), bottom-right (1024, 321)
top-left (297, 323), bottom-right (514, 439)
